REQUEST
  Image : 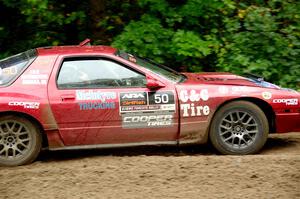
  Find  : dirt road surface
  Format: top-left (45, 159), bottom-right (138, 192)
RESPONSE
top-left (1, 133), bottom-right (299, 199)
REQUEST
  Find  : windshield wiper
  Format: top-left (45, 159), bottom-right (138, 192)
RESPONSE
top-left (138, 56), bottom-right (187, 82)
top-left (138, 57), bottom-right (179, 73)
top-left (243, 73), bottom-right (264, 82)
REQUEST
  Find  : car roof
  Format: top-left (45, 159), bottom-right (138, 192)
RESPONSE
top-left (36, 45), bottom-right (117, 56)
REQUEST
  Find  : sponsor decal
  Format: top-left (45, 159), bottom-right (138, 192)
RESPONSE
top-left (8, 102), bottom-right (40, 109)
top-left (179, 89), bottom-right (209, 103)
top-left (119, 91), bottom-right (176, 114)
top-left (179, 89), bottom-right (210, 117)
top-left (218, 86), bottom-right (229, 94)
top-left (120, 92), bottom-right (147, 106)
top-left (76, 90), bottom-right (116, 110)
top-left (262, 92), bottom-right (272, 100)
top-left (181, 104), bottom-right (210, 117)
top-left (119, 91), bottom-right (176, 128)
top-left (148, 91), bottom-right (175, 105)
top-left (22, 79), bottom-right (48, 85)
top-left (231, 86), bottom-right (249, 93)
top-left (273, 98), bottom-right (298, 106)
top-left (78, 102), bottom-right (116, 110)
top-left (21, 69), bottom-right (48, 85)
top-left (120, 104), bottom-right (175, 112)
top-left (76, 90), bottom-right (117, 102)
top-left (122, 113), bottom-right (173, 128)
top-left (120, 105), bottom-right (159, 112)
top-left (219, 86), bottom-right (254, 95)
top-left (3, 67), bottom-right (17, 75)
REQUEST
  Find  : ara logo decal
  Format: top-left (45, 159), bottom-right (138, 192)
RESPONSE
top-left (120, 92), bottom-right (147, 106)
top-left (122, 93), bottom-right (145, 99)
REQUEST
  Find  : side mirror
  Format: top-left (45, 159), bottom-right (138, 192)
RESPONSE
top-left (146, 75), bottom-right (165, 90)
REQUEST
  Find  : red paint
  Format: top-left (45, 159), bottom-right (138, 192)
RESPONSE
top-left (0, 45), bottom-right (299, 149)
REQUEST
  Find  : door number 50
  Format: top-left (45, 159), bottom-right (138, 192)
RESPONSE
top-left (154, 94), bottom-right (169, 104)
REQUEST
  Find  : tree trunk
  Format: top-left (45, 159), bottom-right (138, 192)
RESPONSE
top-left (89, 0), bottom-right (108, 44)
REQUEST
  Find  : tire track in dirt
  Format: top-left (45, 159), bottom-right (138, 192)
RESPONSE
top-left (0, 133), bottom-right (299, 199)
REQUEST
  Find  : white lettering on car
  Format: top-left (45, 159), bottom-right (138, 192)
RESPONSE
top-left (179, 89), bottom-right (210, 117)
top-left (273, 98), bottom-right (298, 105)
top-left (179, 89), bottom-right (209, 103)
top-left (21, 69), bottom-right (48, 85)
top-left (122, 93), bottom-right (145, 99)
top-left (218, 86), bottom-right (229, 94)
top-left (123, 114), bottom-right (173, 127)
top-left (181, 104), bottom-right (210, 117)
top-left (76, 90), bottom-right (117, 102)
top-left (22, 79), bottom-right (47, 85)
top-left (232, 86), bottom-right (250, 93)
top-left (8, 102), bottom-right (40, 109)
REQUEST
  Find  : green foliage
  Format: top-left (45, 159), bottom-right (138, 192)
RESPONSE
top-left (0, 0), bottom-right (138, 56)
top-left (113, 0), bottom-right (300, 89)
top-left (0, 0), bottom-right (87, 56)
top-left (218, 2), bottom-right (300, 89)
top-left (0, 0), bottom-right (299, 89)
top-left (113, 15), bottom-right (172, 63)
top-left (113, 0), bottom-right (224, 71)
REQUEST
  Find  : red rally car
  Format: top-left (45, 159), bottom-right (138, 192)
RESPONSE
top-left (0, 40), bottom-right (299, 166)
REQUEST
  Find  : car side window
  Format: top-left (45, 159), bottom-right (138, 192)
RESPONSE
top-left (57, 58), bottom-right (146, 89)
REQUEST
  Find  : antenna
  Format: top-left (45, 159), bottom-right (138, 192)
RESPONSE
top-left (79, 39), bottom-right (91, 46)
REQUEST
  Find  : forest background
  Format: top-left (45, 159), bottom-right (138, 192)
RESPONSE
top-left (0, 0), bottom-right (299, 89)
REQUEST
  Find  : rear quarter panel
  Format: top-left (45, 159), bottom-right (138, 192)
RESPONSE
top-left (0, 55), bottom-right (58, 130)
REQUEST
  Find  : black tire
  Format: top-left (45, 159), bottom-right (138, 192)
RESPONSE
top-left (0, 115), bottom-right (42, 166)
top-left (209, 101), bottom-right (269, 155)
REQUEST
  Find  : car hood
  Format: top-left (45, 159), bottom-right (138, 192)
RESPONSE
top-left (181, 72), bottom-right (280, 89)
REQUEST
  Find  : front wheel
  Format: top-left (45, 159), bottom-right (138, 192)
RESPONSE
top-left (0, 116), bottom-right (42, 166)
top-left (209, 101), bottom-right (269, 155)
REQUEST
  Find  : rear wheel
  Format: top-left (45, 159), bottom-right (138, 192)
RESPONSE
top-left (209, 101), bottom-right (269, 155)
top-left (0, 116), bottom-right (41, 166)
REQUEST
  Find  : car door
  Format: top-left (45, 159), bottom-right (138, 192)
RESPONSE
top-left (48, 55), bottom-right (178, 146)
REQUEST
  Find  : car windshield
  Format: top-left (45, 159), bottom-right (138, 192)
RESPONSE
top-left (116, 50), bottom-right (186, 83)
top-left (0, 49), bottom-right (37, 85)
